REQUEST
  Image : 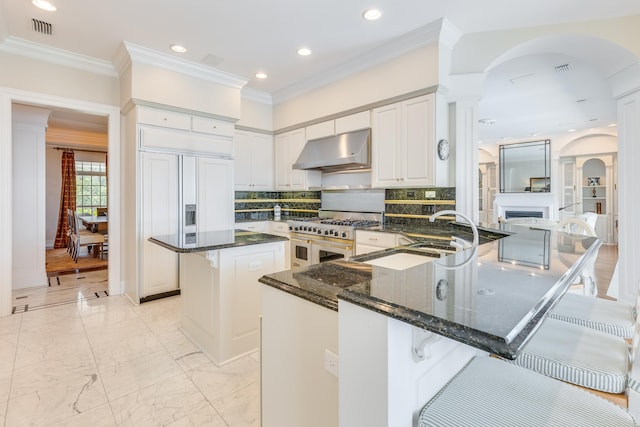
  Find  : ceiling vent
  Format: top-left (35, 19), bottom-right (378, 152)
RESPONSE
top-left (554, 63), bottom-right (572, 73)
top-left (31, 18), bottom-right (53, 35)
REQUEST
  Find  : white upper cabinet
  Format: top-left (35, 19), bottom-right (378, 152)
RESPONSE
top-left (372, 94), bottom-right (446, 188)
top-left (137, 106), bottom-right (234, 156)
top-left (234, 130), bottom-right (274, 191)
top-left (306, 120), bottom-right (335, 141)
top-left (335, 111), bottom-right (371, 134)
top-left (305, 111), bottom-right (371, 141)
top-left (274, 128), bottom-right (321, 190)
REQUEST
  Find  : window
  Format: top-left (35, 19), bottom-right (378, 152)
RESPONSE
top-left (76, 160), bottom-right (107, 215)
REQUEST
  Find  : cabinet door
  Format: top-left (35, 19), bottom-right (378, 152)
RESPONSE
top-left (141, 152), bottom-right (179, 297)
top-left (234, 131), bottom-right (253, 190)
top-left (274, 133), bottom-right (290, 190)
top-left (275, 128), bottom-right (307, 190)
top-left (560, 159), bottom-right (576, 217)
top-left (306, 120), bottom-right (335, 140)
top-left (288, 128), bottom-right (307, 189)
top-left (250, 133), bottom-right (274, 190)
top-left (404, 95), bottom-right (434, 185)
top-left (372, 104), bottom-right (402, 188)
top-left (335, 111), bottom-right (371, 134)
top-left (198, 157), bottom-right (234, 232)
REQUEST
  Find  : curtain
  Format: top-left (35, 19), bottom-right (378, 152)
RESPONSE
top-left (53, 150), bottom-right (76, 248)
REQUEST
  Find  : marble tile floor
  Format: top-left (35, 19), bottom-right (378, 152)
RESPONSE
top-left (12, 270), bottom-right (109, 313)
top-left (1, 295), bottom-right (260, 426)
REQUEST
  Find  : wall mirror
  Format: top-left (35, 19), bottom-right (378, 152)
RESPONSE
top-left (499, 139), bottom-right (550, 193)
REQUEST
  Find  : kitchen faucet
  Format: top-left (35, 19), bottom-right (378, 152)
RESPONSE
top-left (429, 210), bottom-right (479, 269)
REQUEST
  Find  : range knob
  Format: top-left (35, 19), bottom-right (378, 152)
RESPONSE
top-left (342, 232), bottom-right (347, 238)
top-left (324, 230), bottom-right (329, 235)
top-left (317, 229), bottom-right (322, 235)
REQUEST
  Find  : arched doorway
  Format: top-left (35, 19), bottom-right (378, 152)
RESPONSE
top-left (450, 32), bottom-right (640, 303)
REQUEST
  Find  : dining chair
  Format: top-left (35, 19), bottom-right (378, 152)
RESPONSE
top-left (70, 211), bottom-right (104, 262)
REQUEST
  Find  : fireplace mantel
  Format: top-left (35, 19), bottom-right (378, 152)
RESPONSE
top-left (494, 193), bottom-right (556, 222)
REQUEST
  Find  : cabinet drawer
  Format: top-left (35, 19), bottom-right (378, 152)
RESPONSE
top-left (192, 116), bottom-right (234, 138)
top-left (235, 221), bottom-right (268, 232)
top-left (355, 230), bottom-right (396, 248)
top-left (138, 107), bottom-right (191, 131)
top-left (269, 221), bottom-right (290, 234)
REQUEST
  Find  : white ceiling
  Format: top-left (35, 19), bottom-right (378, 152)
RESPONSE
top-left (2, 0), bottom-right (640, 139)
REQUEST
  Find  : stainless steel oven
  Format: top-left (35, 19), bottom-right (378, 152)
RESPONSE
top-left (288, 210), bottom-right (382, 272)
top-left (290, 235), bottom-right (354, 272)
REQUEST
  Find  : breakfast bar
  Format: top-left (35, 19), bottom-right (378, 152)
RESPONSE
top-left (259, 224), bottom-right (602, 427)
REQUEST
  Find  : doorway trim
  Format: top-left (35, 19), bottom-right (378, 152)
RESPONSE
top-left (0, 86), bottom-right (121, 316)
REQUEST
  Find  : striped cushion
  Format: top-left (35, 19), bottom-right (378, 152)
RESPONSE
top-left (418, 356), bottom-right (637, 427)
top-left (550, 293), bottom-right (635, 339)
top-left (513, 318), bottom-right (629, 393)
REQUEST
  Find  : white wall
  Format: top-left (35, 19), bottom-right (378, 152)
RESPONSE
top-left (0, 51), bottom-right (119, 106)
top-left (237, 95), bottom-right (273, 131)
top-left (273, 44), bottom-right (440, 129)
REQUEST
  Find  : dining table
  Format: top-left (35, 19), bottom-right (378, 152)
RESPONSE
top-left (78, 215), bottom-right (108, 234)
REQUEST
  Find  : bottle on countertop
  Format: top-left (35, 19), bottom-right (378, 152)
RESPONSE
top-left (274, 204), bottom-right (281, 221)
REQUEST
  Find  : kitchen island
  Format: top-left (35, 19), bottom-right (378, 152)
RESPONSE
top-left (259, 224), bottom-right (601, 427)
top-left (150, 229), bottom-right (287, 366)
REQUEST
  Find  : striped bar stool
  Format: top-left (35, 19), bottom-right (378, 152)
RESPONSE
top-left (511, 317), bottom-right (629, 394)
top-left (417, 356), bottom-right (637, 427)
top-left (549, 291), bottom-right (635, 340)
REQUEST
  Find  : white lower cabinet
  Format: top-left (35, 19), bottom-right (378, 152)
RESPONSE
top-left (179, 242), bottom-right (286, 366)
top-left (355, 230), bottom-right (414, 255)
top-left (261, 285), bottom-right (338, 427)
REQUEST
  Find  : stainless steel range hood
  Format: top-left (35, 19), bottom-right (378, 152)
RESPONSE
top-left (293, 128), bottom-right (371, 172)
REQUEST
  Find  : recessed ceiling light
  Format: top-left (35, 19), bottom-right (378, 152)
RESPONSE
top-left (32, 0), bottom-right (56, 11)
top-left (478, 118), bottom-right (496, 125)
top-left (255, 72), bottom-right (268, 79)
top-left (362, 9), bottom-right (382, 20)
top-left (297, 47), bottom-right (311, 56)
top-left (608, 123), bottom-right (617, 127)
top-left (170, 44), bottom-right (187, 53)
top-left (568, 129), bottom-right (576, 132)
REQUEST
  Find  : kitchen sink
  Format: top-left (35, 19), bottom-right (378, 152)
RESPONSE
top-left (353, 247), bottom-right (444, 271)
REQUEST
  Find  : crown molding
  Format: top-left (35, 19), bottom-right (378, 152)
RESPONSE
top-left (0, 36), bottom-right (118, 77)
top-left (241, 87), bottom-right (272, 105)
top-left (116, 41), bottom-right (248, 89)
top-left (272, 19), bottom-right (446, 104)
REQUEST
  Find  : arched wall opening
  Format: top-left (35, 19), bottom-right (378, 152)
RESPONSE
top-left (449, 31), bottom-right (639, 303)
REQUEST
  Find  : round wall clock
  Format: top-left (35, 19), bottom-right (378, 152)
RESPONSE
top-left (437, 138), bottom-right (450, 160)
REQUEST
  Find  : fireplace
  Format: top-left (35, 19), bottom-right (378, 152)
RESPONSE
top-left (505, 211), bottom-right (543, 219)
top-left (494, 193), bottom-right (556, 222)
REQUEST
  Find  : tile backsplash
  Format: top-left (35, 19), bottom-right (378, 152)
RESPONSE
top-left (384, 187), bottom-right (456, 227)
top-left (234, 191), bottom-right (321, 221)
top-left (235, 187), bottom-right (456, 227)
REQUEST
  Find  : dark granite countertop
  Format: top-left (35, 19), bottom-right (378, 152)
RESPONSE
top-left (376, 222), bottom-right (509, 246)
top-left (259, 224), bottom-right (601, 359)
top-left (149, 229), bottom-right (288, 253)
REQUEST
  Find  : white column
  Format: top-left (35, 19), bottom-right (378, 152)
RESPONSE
top-left (616, 88), bottom-right (640, 303)
top-left (451, 99), bottom-right (480, 223)
top-left (0, 93), bottom-right (11, 316)
top-left (12, 104), bottom-right (51, 290)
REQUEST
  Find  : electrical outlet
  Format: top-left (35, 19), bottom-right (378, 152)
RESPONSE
top-left (407, 191), bottom-right (416, 198)
top-left (248, 261), bottom-right (262, 271)
top-left (324, 349), bottom-right (339, 377)
top-left (422, 204), bottom-right (435, 215)
top-left (425, 190), bottom-right (436, 198)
